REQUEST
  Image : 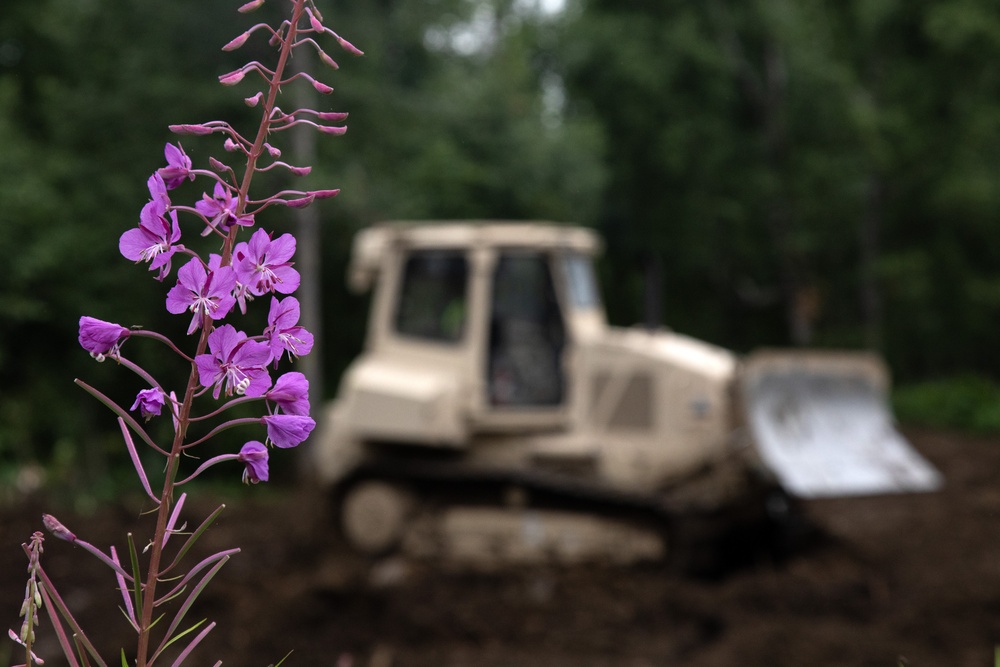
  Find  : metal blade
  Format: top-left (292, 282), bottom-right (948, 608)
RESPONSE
top-left (742, 351), bottom-right (943, 498)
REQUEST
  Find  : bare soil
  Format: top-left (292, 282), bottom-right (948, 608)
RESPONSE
top-left (4, 427), bottom-right (1000, 666)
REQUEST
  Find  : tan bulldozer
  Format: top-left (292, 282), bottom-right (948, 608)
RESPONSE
top-left (313, 221), bottom-right (941, 567)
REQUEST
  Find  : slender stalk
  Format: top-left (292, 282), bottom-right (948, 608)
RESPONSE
top-left (135, 316), bottom-right (210, 667)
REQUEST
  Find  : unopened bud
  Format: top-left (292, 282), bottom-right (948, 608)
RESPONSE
top-left (169, 124), bottom-right (215, 136)
top-left (238, 0), bottom-right (265, 12)
top-left (209, 157), bottom-right (229, 172)
top-left (222, 32), bottom-right (251, 52)
top-left (320, 51), bottom-right (340, 70)
top-left (318, 124), bottom-right (347, 135)
top-left (224, 138), bottom-right (240, 152)
top-left (245, 92), bottom-right (264, 107)
top-left (317, 111), bottom-right (349, 122)
top-left (265, 143), bottom-right (281, 157)
top-left (219, 69), bottom-right (246, 86)
top-left (288, 165), bottom-right (312, 176)
top-left (312, 189), bottom-right (340, 199)
top-left (283, 196), bottom-right (315, 208)
top-left (337, 35), bottom-right (364, 56)
top-left (311, 79), bottom-right (334, 94)
top-left (42, 514), bottom-right (76, 542)
top-left (308, 12), bottom-right (324, 33)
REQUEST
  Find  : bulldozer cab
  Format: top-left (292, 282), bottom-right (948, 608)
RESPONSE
top-left (342, 222), bottom-right (603, 443)
top-left (388, 245), bottom-right (572, 409)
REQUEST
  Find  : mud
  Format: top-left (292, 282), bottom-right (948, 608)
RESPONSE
top-left (3, 428), bottom-right (1000, 666)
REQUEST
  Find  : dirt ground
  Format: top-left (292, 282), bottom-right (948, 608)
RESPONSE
top-left (3, 427), bottom-right (1000, 667)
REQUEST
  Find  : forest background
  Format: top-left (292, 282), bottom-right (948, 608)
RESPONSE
top-left (4, 0), bottom-right (1000, 497)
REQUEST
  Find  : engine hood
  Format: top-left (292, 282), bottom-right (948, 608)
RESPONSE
top-left (599, 326), bottom-right (739, 383)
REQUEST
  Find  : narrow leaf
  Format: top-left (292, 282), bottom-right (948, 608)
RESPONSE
top-left (157, 548), bottom-right (239, 607)
top-left (151, 556), bottom-right (231, 663)
top-left (161, 504), bottom-right (226, 575)
top-left (127, 533), bottom-right (143, 622)
top-left (40, 583), bottom-right (82, 667)
top-left (169, 621), bottom-right (215, 667)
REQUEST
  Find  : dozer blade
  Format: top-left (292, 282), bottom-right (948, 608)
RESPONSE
top-left (741, 350), bottom-right (943, 498)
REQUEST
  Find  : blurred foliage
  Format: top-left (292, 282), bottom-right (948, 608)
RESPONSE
top-left (893, 376), bottom-right (1000, 434)
top-left (3, 0), bottom-right (1000, 498)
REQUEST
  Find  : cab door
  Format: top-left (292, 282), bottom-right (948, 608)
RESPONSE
top-left (485, 251), bottom-right (567, 409)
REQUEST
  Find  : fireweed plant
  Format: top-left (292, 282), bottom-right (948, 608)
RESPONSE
top-left (9, 1), bottom-right (360, 665)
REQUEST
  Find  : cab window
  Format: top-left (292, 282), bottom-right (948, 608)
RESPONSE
top-left (394, 250), bottom-right (468, 342)
top-left (488, 252), bottom-right (565, 406)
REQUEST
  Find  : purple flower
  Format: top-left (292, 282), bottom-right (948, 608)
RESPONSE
top-left (264, 296), bottom-right (314, 365)
top-left (157, 142), bottom-right (195, 190)
top-left (195, 181), bottom-right (254, 235)
top-left (78, 316), bottom-right (130, 359)
top-left (261, 414), bottom-right (315, 448)
top-left (131, 388), bottom-right (166, 421)
top-left (234, 229), bottom-right (300, 297)
top-left (195, 324), bottom-right (272, 399)
top-left (238, 441), bottom-right (269, 483)
top-left (266, 372), bottom-right (310, 416)
top-left (165, 258), bottom-right (237, 334)
top-left (120, 174), bottom-right (183, 281)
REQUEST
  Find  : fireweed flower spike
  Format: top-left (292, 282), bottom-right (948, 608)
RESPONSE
top-left (23, 1), bottom-right (359, 665)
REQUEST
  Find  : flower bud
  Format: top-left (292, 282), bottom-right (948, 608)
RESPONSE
top-left (245, 91), bottom-right (264, 107)
top-left (320, 51), bottom-right (340, 70)
top-left (308, 12), bottom-right (324, 33)
top-left (317, 111), bottom-right (349, 122)
top-left (169, 124), bottom-right (215, 136)
top-left (283, 196), bottom-right (314, 208)
top-left (238, 0), bottom-right (265, 12)
top-left (318, 124), bottom-right (348, 135)
top-left (223, 32), bottom-right (251, 52)
top-left (219, 69), bottom-right (246, 86)
top-left (42, 514), bottom-right (76, 542)
top-left (311, 79), bottom-right (334, 94)
top-left (337, 35), bottom-right (364, 56)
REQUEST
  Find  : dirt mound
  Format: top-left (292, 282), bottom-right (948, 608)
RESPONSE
top-left (3, 428), bottom-right (999, 666)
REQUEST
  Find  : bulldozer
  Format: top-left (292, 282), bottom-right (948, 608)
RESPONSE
top-left (313, 221), bottom-right (942, 566)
